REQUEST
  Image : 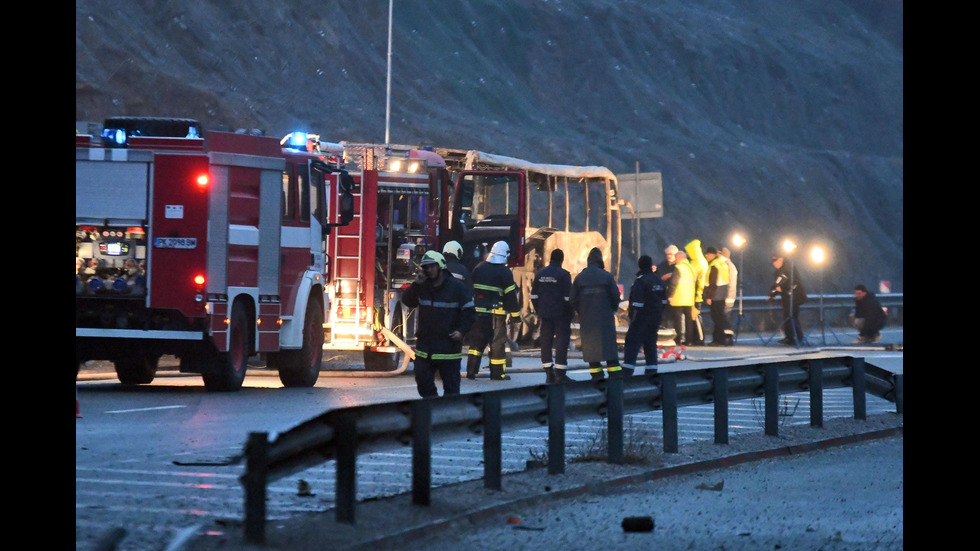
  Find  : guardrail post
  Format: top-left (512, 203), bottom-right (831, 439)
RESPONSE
top-left (243, 431), bottom-right (268, 544)
top-left (411, 399), bottom-right (432, 506)
top-left (607, 377), bottom-right (624, 464)
top-left (808, 360), bottom-right (823, 427)
top-left (713, 368), bottom-right (729, 444)
top-left (547, 384), bottom-right (565, 474)
top-left (661, 373), bottom-right (678, 453)
top-left (851, 357), bottom-right (867, 420)
top-left (483, 393), bottom-right (502, 490)
top-left (893, 373), bottom-right (903, 414)
top-left (335, 412), bottom-right (357, 524)
top-left (764, 365), bottom-right (779, 436)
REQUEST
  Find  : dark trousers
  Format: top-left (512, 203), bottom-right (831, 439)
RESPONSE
top-left (539, 316), bottom-right (571, 367)
top-left (624, 315), bottom-right (661, 366)
top-left (413, 355), bottom-right (461, 398)
top-left (466, 314), bottom-right (508, 378)
top-left (781, 299), bottom-right (804, 341)
top-left (709, 300), bottom-right (731, 343)
top-left (665, 305), bottom-right (689, 345)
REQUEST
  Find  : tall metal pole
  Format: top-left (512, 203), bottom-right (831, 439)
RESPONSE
top-left (384, 0), bottom-right (393, 148)
top-left (819, 268), bottom-right (826, 345)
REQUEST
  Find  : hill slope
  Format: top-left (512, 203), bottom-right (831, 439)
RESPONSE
top-left (75, 0), bottom-right (903, 295)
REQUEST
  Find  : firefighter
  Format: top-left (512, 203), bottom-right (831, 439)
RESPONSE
top-left (442, 240), bottom-right (473, 292)
top-left (466, 241), bottom-right (520, 381)
top-left (530, 248), bottom-right (574, 383)
top-left (622, 255), bottom-right (666, 376)
top-left (570, 247), bottom-right (623, 380)
top-left (401, 251), bottom-right (475, 398)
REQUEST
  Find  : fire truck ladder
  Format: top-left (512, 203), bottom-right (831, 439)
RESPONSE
top-left (328, 181), bottom-right (367, 348)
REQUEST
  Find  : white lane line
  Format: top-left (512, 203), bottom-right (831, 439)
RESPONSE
top-left (106, 405), bottom-right (187, 414)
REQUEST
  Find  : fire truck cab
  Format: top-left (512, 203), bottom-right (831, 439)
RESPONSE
top-left (75, 118), bottom-right (354, 391)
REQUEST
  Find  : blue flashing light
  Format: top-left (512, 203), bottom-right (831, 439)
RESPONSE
top-left (289, 131), bottom-right (309, 149)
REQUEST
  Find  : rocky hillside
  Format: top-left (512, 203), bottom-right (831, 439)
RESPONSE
top-left (75, 0), bottom-right (903, 295)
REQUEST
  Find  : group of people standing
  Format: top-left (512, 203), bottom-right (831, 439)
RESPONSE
top-left (402, 236), bottom-right (889, 398)
top-left (657, 240), bottom-right (738, 348)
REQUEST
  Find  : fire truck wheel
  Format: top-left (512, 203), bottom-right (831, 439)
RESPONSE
top-left (114, 355), bottom-right (159, 385)
top-left (203, 307), bottom-right (249, 392)
top-left (278, 297), bottom-right (324, 388)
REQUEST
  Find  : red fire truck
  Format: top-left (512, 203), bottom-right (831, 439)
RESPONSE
top-left (75, 117), bottom-right (355, 391)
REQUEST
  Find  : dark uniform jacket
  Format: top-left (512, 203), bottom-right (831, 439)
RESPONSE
top-left (471, 260), bottom-right (520, 318)
top-left (769, 260), bottom-right (808, 305)
top-left (402, 272), bottom-right (475, 357)
top-left (445, 256), bottom-right (473, 292)
top-left (570, 250), bottom-right (621, 363)
top-left (628, 270), bottom-right (666, 323)
top-left (855, 291), bottom-right (887, 332)
top-left (530, 261), bottom-right (572, 320)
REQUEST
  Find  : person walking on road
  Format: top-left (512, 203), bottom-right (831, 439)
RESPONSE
top-left (768, 254), bottom-right (807, 345)
top-left (467, 241), bottom-right (521, 381)
top-left (530, 248), bottom-right (574, 383)
top-left (704, 247), bottom-right (733, 346)
top-left (401, 251), bottom-right (475, 398)
top-left (851, 283), bottom-right (887, 343)
top-left (622, 254), bottom-right (666, 376)
top-left (571, 247), bottom-right (623, 380)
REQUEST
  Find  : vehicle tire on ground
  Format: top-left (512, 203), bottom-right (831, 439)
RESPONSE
top-left (114, 354), bottom-right (159, 385)
top-left (277, 296), bottom-right (324, 387)
top-left (203, 306), bottom-right (249, 392)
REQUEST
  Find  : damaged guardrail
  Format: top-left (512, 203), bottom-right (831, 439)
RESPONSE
top-left (240, 355), bottom-right (902, 543)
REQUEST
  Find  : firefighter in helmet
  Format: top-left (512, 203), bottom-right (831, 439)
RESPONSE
top-left (466, 241), bottom-right (521, 381)
top-left (401, 251), bottom-right (475, 398)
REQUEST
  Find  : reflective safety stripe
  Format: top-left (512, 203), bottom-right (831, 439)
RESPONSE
top-left (415, 350), bottom-right (463, 360)
top-left (468, 348), bottom-right (483, 356)
top-left (474, 283), bottom-right (504, 293)
top-left (417, 299), bottom-right (461, 308)
top-left (490, 358), bottom-right (507, 366)
top-left (631, 301), bottom-right (645, 307)
top-left (503, 283), bottom-right (517, 294)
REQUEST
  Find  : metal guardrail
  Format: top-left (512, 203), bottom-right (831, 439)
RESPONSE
top-left (240, 355), bottom-right (903, 543)
top-left (730, 293), bottom-right (903, 339)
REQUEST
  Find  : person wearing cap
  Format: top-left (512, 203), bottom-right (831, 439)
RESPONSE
top-left (442, 240), bottom-right (473, 293)
top-left (657, 244), bottom-right (679, 340)
top-left (703, 247), bottom-right (733, 346)
top-left (570, 247), bottom-right (624, 380)
top-left (622, 254), bottom-right (666, 376)
top-left (401, 250), bottom-right (475, 398)
top-left (467, 241), bottom-right (521, 381)
top-left (768, 254), bottom-right (808, 345)
top-left (851, 284), bottom-right (887, 344)
top-left (530, 248), bottom-right (573, 383)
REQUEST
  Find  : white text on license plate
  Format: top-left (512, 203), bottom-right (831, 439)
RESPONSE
top-left (154, 237), bottom-right (198, 249)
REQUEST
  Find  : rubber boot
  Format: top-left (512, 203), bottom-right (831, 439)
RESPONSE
top-left (466, 357), bottom-right (480, 380)
top-left (620, 364), bottom-right (635, 377)
top-left (489, 364), bottom-right (510, 381)
top-left (554, 366), bottom-right (574, 383)
top-left (589, 363), bottom-right (605, 381)
top-left (544, 364), bottom-right (556, 384)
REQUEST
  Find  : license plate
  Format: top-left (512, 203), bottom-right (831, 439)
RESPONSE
top-left (153, 237), bottom-right (198, 249)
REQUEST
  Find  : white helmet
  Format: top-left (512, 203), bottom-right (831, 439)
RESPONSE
top-left (442, 240), bottom-right (463, 260)
top-left (488, 241), bottom-right (510, 264)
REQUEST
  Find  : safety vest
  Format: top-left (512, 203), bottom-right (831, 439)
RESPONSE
top-left (708, 256), bottom-right (730, 286)
top-left (670, 260), bottom-right (696, 307)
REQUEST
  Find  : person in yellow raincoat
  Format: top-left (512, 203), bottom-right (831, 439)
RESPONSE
top-left (684, 239), bottom-right (708, 345)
